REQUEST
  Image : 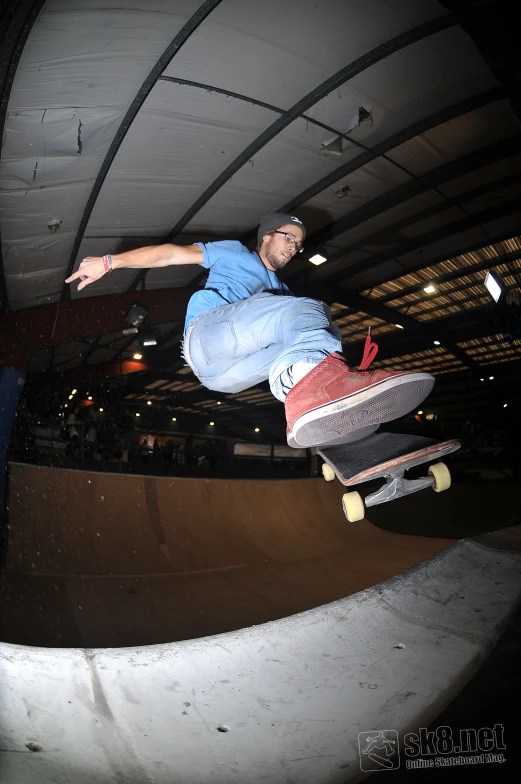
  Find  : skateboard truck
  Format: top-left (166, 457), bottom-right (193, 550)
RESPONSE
top-left (318, 433), bottom-right (461, 523)
top-left (364, 472), bottom-right (435, 507)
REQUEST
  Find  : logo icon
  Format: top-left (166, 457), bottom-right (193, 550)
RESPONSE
top-left (358, 730), bottom-right (400, 771)
top-left (290, 216), bottom-right (302, 224)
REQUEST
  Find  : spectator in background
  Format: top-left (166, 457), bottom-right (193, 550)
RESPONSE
top-left (66, 406), bottom-right (81, 456)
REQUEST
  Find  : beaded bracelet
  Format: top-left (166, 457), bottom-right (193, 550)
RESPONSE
top-left (102, 254), bottom-right (113, 273)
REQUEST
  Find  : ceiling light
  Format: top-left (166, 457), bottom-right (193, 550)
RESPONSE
top-left (309, 253), bottom-right (327, 266)
top-left (254, 427), bottom-right (260, 433)
top-left (433, 340), bottom-right (441, 346)
top-left (64, 403), bottom-right (68, 408)
top-left (484, 271), bottom-right (504, 303)
top-left (503, 403), bottom-right (508, 408)
top-left (172, 417), bottom-right (176, 422)
top-left (133, 353), bottom-right (143, 361)
top-left (135, 412), bottom-right (140, 417)
top-left (88, 396), bottom-right (93, 401)
top-left (209, 421), bottom-right (215, 426)
top-left (395, 324), bottom-right (404, 329)
top-left (217, 401), bottom-right (221, 405)
top-left (424, 285), bottom-right (436, 294)
top-left (71, 389), bottom-right (77, 395)
top-left (418, 410), bottom-right (423, 415)
top-left (142, 335), bottom-right (157, 347)
top-left (489, 376), bottom-right (494, 380)
top-left (480, 378), bottom-right (485, 382)
top-left (99, 408), bottom-right (104, 412)
top-left (68, 395), bottom-right (73, 400)
top-left (147, 400), bottom-right (152, 405)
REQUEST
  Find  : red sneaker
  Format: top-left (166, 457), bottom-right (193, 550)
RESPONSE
top-left (285, 334), bottom-right (434, 448)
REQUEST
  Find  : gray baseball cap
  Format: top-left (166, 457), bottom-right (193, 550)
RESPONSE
top-left (257, 213), bottom-right (306, 245)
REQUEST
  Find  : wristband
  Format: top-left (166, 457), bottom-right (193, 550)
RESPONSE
top-left (102, 254), bottom-right (113, 273)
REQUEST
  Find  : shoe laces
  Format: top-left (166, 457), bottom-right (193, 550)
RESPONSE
top-left (359, 328), bottom-right (379, 371)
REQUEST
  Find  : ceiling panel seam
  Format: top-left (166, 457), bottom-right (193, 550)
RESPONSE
top-left (159, 76), bottom-right (378, 156)
top-left (128, 13), bottom-right (457, 290)
top-left (60, 0), bottom-right (224, 300)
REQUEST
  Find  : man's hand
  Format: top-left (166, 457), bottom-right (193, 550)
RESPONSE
top-left (65, 257), bottom-right (106, 291)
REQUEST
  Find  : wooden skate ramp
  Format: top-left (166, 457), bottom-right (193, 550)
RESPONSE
top-left (1, 462), bottom-right (457, 648)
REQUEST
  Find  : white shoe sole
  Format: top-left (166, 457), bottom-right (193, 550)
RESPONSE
top-left (291, 373), bottom-right (434, 449)
top-left (287, 424), bottom-right (379, 449)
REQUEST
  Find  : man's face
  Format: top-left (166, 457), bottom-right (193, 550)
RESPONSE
top-left (262, 223), bottom-right (305, 271)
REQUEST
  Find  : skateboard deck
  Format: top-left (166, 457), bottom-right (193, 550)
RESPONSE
top-left (318, 432), bottom-right (461, 522)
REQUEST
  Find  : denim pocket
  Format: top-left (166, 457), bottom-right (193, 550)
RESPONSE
top-left (200, 320), bottom-right (238, 366)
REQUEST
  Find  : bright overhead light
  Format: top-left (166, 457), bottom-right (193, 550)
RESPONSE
top-left (133, 353), bottom-right (143, 360)
top-left (64, 403), bottom-right (68, 408)
top-left (209, 421), bottom-right (215, 426)
top-left (68, 395), bottom-right (73, 400)
top-left (424, 284), bottom-right (436, 294)
top-left (217, 401), bottom-right (222, 405)
top-left (503, 403), bottom-right (508, 408)
top-left (254, 427), bottom-right (260, 433)
top-left (433, 340), bottom-right (441, 346)
top-left (71, 389), bottom-right (77, 395)
top-left (418, 410), bottom-right (423, 415)
top-left (99, 408), bottom-right (104, 412)
top-left (480, 378), bottom-right (485, 382)
top-left (489, 376), bottom-right (494, 380)
top-left (142, 338), bottom-right (157, 347)
top-left (147, 400), bottom-right (152, 405)
top-left (309, 253), bottom-right (327, 266)
top-left (135, 412), bottom-right (140, 417)
top-left (484, 271), bottom-right (504, 303)
top-left (172, 417), bottom-right (176, 422)
top-left (395, 324), bottom-right (404, 329)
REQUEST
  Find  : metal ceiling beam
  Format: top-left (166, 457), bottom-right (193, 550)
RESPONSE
top-left (60, 0), bottom-right (223, 298)
top-left (129, 13), bottom-right (457, 290)
top-left (374, 247), bottom-right (521, 304)
top-left (283, 135), bottom-right (521, 285)
top-left (240, 86), bottom-right (507, 245)
top-left (305, 171), bottom-right (521, 261)
top-left (314, 192), bottom-right (521, 287)
top-left (0, 0), bottom-right (48, 315)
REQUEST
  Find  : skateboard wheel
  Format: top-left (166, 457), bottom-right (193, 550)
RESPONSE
top-left (428, 461), bottom-right (451, 493)
top-left (341, 491), bottom-right (365, 523)
top-left (322, 463), bottom-right (336, 482)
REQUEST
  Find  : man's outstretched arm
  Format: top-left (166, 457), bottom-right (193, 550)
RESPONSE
top-left (65, 243), bottom-right (204, 291)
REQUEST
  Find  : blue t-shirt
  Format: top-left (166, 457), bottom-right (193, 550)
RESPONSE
top-left (184, 240), bottom-right (293, 332)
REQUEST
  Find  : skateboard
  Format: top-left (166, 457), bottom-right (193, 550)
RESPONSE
top-left (317, 432), bottom-right (461, 522)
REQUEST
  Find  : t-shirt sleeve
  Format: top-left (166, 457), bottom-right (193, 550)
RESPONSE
top-left (194, 242), bottom-right (212, 269)
top-left (193, 240), bottom-right (243, 269)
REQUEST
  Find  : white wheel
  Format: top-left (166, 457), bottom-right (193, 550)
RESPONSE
top-left (428, 461), bottom-right (451, 493)
top-left (322, 463), bottom-right (336, 482)
top-left (342, 491), bottom-right (365, 522)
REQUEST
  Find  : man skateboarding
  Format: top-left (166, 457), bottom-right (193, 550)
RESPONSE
top-left (65, 213), bottom-right (434, 448)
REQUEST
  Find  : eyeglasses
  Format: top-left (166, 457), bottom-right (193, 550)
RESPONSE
top-left (273, 231), bottom-right (304, 253)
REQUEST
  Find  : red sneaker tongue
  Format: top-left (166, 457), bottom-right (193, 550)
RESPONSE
top-left (359, 329), bottom-right (379, 371)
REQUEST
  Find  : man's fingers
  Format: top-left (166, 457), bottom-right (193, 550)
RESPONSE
top-left (64, 270), bottom-right (83, 283)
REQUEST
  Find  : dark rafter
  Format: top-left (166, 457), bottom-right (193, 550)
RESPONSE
top-left (283, 135), bottom-right (521, 285)
top-left (369, 247), bottom-right (521, 304)
top-left (60, 0), bottom-right (223, 299)
top-left (240, 88), bottom-right (507, 247)
top-left (128, 13), bottom-right (457, 291)
top-left (319, 194), bottom-right (521, 286)
top-left (0, 0), bottom-right (48, 314)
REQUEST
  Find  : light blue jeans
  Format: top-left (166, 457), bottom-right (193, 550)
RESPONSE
top-left (182, 293), bottom-right (342, 402)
